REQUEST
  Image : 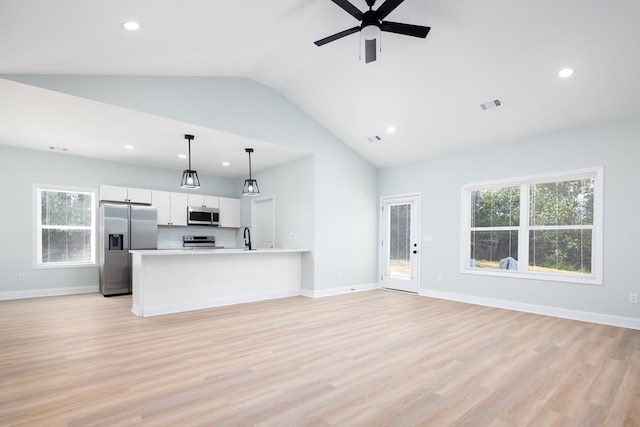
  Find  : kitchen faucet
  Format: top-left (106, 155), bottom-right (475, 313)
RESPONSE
top-left (243, 227), bottom-right (252, 250)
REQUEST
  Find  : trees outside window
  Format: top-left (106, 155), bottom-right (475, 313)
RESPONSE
top-left (462, 168), bottom-right (603, 284)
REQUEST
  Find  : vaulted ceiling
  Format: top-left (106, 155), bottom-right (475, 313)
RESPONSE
top-left (1, 0), bottom-right (639, 177)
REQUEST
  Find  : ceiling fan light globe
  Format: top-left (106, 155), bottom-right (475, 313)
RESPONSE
top-left (361, 24), bottom-right (380, 40)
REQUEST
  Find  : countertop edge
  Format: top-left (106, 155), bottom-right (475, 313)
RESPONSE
top-left (130, 248), bottom-right (310, 256)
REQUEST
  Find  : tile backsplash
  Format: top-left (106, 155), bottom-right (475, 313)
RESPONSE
top-left (157, 226), bottom-right (242, 249)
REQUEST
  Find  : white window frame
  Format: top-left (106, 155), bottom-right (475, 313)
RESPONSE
top-left (460, 167), bottom-right (603, 285)
top-left (34, 184), bottom-right (98, 269)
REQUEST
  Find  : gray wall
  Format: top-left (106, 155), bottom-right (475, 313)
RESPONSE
top-left (0, 145), bottom-right (237, 295)
top-left (2, 75), bottom-right (379, 292)
top-left (378, 115), bottom-right (640, 319)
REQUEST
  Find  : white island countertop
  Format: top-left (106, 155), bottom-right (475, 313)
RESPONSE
top-left (130, 248), bottom-right (309, 317)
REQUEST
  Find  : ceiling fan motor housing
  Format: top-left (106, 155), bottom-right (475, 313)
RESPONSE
top-left (361, 11), bottom-right (382, 40)
top-left (360, 10), bottom-right (382, 40)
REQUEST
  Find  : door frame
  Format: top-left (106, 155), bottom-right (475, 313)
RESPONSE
top-left (379, 193), bottom-right (421, 293)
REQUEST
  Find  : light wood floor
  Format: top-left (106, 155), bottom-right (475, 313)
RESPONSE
top-left (1, 290), bottom-right (639, 426)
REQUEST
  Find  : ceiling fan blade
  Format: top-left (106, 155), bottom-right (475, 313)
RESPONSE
top-left (376, 0), bottom-right (405, 20)
top-left (330, 0), bottom-right (364, 20)
top-left (381, 21), bottom-right (431, 38)
top-left (314, 26), bottom-right (361, 46)
top-left (365, 39), bottom-right (377, 63)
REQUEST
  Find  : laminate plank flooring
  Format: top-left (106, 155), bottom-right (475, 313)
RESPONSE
top-left (1, 290), bottom-right (639, 426)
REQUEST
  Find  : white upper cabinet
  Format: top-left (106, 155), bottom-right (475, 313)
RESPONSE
top-left (187, 194), bottom-right (219, 208)
top-left (102, 184), bottom-right (235, 227)
top-left (219, 197), bottom-right (241, 228)
top-left (152, 191), bottom-right (188, 226)
top-left (99, 185), bottom-right (152, 204)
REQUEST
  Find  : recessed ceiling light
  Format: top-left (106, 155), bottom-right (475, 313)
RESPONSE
top-left (222, 161), bottom-right (230, 166)
top-left (387, 126), bottom-right (396, 134)
top-left (558, 68), bottom-right (574, 79)
top-left (178, 154), bottom-right (186, 159)
top-left (122, 21), bottom-right (140, 31)
top-left (124, 145), bottom-right (134, 150)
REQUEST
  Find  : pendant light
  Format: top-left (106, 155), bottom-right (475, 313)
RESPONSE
top-left (180, 134), bottom-right (200, 189)
top-left (242, 148), bottom-right (259, 196)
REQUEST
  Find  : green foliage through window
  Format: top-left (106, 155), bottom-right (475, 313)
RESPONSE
top-left (37, 187), bottom-right (95, 266)
top-left (464, 169), bottom-right (600, 282)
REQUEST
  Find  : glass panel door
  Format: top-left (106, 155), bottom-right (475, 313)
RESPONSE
top-left (381, 195), bottom-right (420, 293)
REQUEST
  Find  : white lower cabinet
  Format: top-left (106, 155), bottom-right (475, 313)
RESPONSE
top-left (219, 197), bottom-right (241, 228)
top-left (152, 191), bottom-right (188, 226)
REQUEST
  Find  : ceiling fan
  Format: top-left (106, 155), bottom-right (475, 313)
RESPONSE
top-left (314, 0), bottom-right (431, 63)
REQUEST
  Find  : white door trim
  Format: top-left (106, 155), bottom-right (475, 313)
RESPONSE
top-left (251, 196), bottom-right (275, 249)
top-left (379, 193), bottom-right (421, 293)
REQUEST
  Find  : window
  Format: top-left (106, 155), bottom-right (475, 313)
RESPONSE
top-left (462, 167), bottom-right (603, 284)
top-left (35, 185), bottom-right (97, 268)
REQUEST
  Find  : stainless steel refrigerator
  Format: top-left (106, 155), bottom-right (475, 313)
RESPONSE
top-left (99, 202), bottom-right (157, 296)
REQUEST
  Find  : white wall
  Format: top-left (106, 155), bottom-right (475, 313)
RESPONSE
top-left (378, 115), bottom-right (640, 320)
top-left (0, 145), bottom-right (238, 297)
top-left (1, 75), bottom-right (379, 292)
top-left (241, 155), bottom-right (315, 290)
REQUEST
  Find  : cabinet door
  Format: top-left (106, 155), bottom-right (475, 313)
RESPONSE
top-left (152, 191), bottom-right (171, 225)
top-left (187, 194), bottom-right (203, 207)
top-left (219, 197), bottom-right (241, 228)
top-left (99, 185), bottom-right (128, 202)
top-left (203, 195), bottom-right (219, 208)
top-left (127, 187), bottom-right (152, 204)
top-left (170, 193), bottom-right (189, 226)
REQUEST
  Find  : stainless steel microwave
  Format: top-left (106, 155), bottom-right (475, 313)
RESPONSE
top-left (187, 206), bottom-right (220, 226)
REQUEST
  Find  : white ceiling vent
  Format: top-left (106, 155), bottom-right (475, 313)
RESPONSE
top-left (368, 135), bottom-right (382, 142)
top-left (480, 98), bottom-right (502, 111)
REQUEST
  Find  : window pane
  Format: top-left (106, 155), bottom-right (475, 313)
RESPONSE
top-left (41, 228), bottom-right (93, 263)
top-left (471, 186), bottom-right (519, 227)
top-left (529, 229), bottom-right (592, 274)
top-left (530, 179), bottom-right (594, 226)
top-left (470, 230), bottom-right (518, 269)
top-left (42, 191), bottom-right (92, 227)
top-left (389, 203), bottom-right (411, 279)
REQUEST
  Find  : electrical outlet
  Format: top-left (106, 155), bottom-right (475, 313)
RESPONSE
top-left (629, 293), bottom-right (638, 304)
top-left (19, 273), bottom-right (25, 281)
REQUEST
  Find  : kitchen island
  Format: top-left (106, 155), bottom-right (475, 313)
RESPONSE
top-left (130, 248), bottom-right (309, 317)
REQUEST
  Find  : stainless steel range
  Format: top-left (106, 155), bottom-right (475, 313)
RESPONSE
top-left (183, 235), bottom-right (223, 249)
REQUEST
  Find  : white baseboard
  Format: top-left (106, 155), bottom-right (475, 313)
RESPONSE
top-left (301, 282), bottom-right (378, 299)
top-left (420, 289), bottom-right (640, 331)
top-left (0, 285), bottom-right (99, 300)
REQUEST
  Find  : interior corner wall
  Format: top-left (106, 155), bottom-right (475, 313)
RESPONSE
top-left (2, 75), bottom-right (379, 292)
top-left (378, 115), bottom-right (640, 320)
top-left (239, 155), bottom-right (316, 290)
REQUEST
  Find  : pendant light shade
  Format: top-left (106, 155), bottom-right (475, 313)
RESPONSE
top-left (242, 148), bottom-right (259, 196)
top-left (180, 134), bottom-right (200, 189)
